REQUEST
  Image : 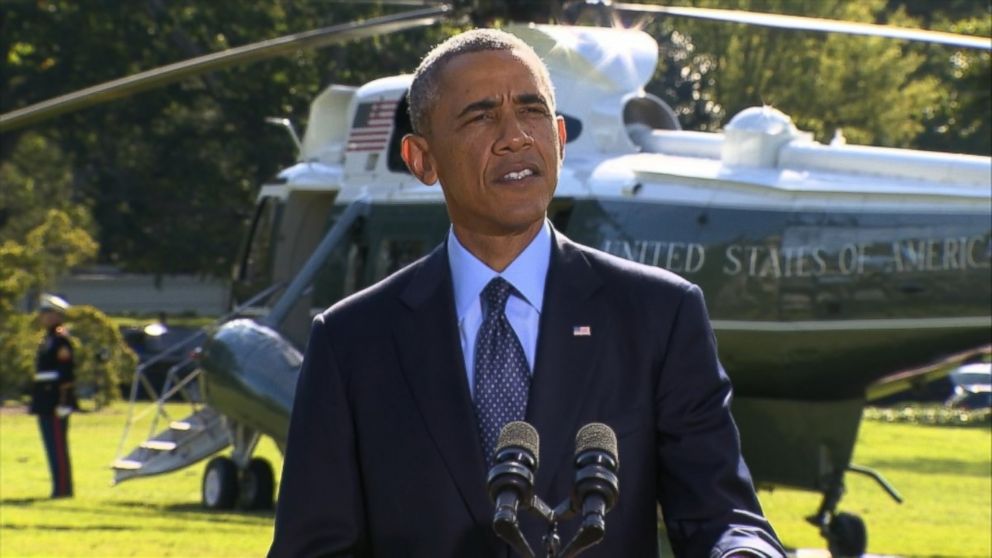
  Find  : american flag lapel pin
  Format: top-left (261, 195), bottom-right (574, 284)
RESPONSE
top-left (572, 325), bottom-right (592, 337)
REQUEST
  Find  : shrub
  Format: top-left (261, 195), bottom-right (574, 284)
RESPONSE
top-left (0, 305), bottom-right (137, 407)
top-left (65, 305), bottom-right (138, 407)
top-left (0, 309), bottom-right (36, 401)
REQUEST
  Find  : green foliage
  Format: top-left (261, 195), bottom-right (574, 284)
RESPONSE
top-left (0, 305), bottom-right (135, 406)
top-left (0, 310), bottom-right (34, 399)
top-left (651, 0), bottom-right (952, 148)
top-left (0, 213), bottom-right (98, 400)
top-left (0, 131), bottom-right (98, 311)
top-left (26, 209), bottom-right (99, 289)
top-left (0, 131), bottom-right (93, 239)
top-left (913, 15), bottom-right (991, 155)
top-left (1, 2), bottom-right (462, 277)
top-left (646, 0), bottom-right (991, 152)
top-left (0, 1), bottom-right (987, 281)
top-left (64, 305), bottom-right (138, 406)
top-left (0, 208), bottom-right (97, 305)
top-left (865, 403), bottom-right (991, 426)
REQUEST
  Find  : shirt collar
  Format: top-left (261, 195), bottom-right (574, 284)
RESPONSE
top-left (447, 220), bottom-right (551, 320)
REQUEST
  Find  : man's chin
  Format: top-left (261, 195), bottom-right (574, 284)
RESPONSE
top-left (454, 217), bottom-right (546, 239)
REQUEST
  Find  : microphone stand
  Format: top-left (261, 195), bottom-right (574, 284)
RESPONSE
top-left (549, 500), bottom-right (604, 558)
top-left (498, 495), bottom-right (605, 558)
top-left (526, 495), bottom-right (559, 558)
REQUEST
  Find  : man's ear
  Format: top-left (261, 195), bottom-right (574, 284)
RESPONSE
top-left (401, 133), bottom-right (438, 185)
top-left (555, 115), bottom-right (567, 160)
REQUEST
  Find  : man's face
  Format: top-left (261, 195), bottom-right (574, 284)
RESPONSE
top-left (402, 49), bottom-right (566, 237)
top-left (38, 310), bottom-right (60, 328)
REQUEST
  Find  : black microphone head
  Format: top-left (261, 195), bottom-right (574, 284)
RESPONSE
top-left (496, 421), bottom-right (540, 469)
top-left (575, 422), bottom-right (618, 467)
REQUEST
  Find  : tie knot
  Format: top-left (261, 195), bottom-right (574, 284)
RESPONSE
top-left (481, 277), bottom-right (514, 316)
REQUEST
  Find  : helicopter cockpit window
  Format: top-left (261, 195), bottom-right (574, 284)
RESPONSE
top-left (232, 196), bottom-right (281, 304)
top-left (387, 94), bottom-right (413, 174)
top-left (374, 238), bottom-right (424, 280)
top-left (312, 218), bottom-right (368, 308)
top-left (624, 94), bottom-right (681, 152)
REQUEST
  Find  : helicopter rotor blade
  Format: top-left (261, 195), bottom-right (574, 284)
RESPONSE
top-left (0, 5), bottom-right (451, 133)
top-left (612, 3), bottom-right (991, 51)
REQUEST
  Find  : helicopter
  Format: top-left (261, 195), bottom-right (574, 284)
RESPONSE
top-left (3, 2), bottom-right (990, 555)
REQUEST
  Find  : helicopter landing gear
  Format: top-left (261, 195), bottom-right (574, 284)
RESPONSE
top-left (203, 456), bottom-right (239, 509)
top-left (201, 455), bottom-right (276, 510)
top-left (807, 464), bottom-right (902, 557)
top-left (827, 512), bottom-right (867, 557)
top-left (201, 422), bottom-right (275, 510)
top-left (238, 457), bottom-right (275, 510)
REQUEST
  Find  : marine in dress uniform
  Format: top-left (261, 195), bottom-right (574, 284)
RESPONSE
top-left (29, 294), bottom-right (77, 498)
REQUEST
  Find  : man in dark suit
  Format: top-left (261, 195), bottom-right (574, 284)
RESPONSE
top-left (270, 29), bottom-right (784, 557)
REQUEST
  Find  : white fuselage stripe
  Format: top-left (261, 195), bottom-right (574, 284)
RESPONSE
top-left (711, 316), bottom-right (992, 332)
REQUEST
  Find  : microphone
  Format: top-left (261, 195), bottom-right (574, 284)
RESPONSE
top-left (487, 421), bottom-right (539, 558)
top-left (559, 423), bottom-right (619, 558)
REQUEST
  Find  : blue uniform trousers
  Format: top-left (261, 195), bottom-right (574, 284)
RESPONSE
top-left (37, 415), bottom-right (73, 497)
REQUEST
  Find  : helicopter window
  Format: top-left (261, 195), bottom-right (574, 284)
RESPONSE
top-left (559, 113), bottom-right (582, 143)
top-left (375, 238), bottom-right (424, 280)
top-left (343, 232), bottom-right (369, 296)
top-left (387, 94), bottom-right (413, 174)
top-left (623, 94), bottom-right (681, 133)
top-left (311, 218), bottom-right (369, 308)
top-left (233, 196), bottom-right (281, 304)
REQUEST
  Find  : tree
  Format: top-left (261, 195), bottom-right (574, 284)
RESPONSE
top-left (0, 132), bottom-right (93, 243)
top-left (0, 208), bottom-right (100, 399)
top-left (1, 1), bottom-right (461, 277)
top-left (1, 1), bottom-right (985, 283)
top-left (910, 15), bottom-right (991, 155)
top-left (643, 0), bottom-right (991, 155)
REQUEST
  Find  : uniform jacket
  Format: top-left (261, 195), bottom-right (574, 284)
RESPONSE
top-left (30, 326), bottom-right (77, 415)
top-left (270, 231), bottom-right (784, 557)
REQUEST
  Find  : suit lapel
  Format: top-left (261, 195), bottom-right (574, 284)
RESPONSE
top-left (393, 245), bottom-right (491, 524)
top-left (528, 232), bottom-right (608, 498)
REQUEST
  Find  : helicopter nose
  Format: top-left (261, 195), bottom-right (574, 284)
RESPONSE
top-left (199, 319), bottom-right (302, 439)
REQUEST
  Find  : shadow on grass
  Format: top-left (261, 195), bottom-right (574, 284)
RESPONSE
top-left (3, 523), bottom-right (135, 532)
top-left (106, 500), bottom-right (274, 524)
top-left (864, 456), bottom-right (991, 477)
top-left (0, 497), bottom-right (51, 506)
top-left (162, 502), bottom-right (275, 518)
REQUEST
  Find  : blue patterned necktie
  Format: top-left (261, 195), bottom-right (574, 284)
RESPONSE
top-left (473, 277), bottom-right (531, 467)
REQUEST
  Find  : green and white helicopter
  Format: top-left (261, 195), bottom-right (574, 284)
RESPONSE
top-left (4, 2), bottom-right (988, 555)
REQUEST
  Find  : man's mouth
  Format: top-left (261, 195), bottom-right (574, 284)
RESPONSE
top-left (501, 168), bottom-right (535, 182)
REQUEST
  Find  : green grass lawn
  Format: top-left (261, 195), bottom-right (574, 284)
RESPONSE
top-left (0, 404), bottom-right (283, 558)
top-left (1, 404), bottom-right (989, 557)
top-left (757, 417), bottom-right (991, 557)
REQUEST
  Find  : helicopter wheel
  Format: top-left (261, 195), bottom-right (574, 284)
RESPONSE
top-left (827, 512), bottom-right (867, 557)
top-left (238, 457), bottom-right (275, 510)
top-left (202, 456), bottom-right (239, 510)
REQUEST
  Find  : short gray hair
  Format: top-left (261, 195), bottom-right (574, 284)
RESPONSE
top-left (407, 28), bottom-right (556, 135)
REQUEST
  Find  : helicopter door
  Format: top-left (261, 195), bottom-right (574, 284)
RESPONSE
top-left (311, 209), bottom-right (371, 312)
top-left (273, 191), bottom-right (341, 347)
top-left (366, 203), bottom-right (451, 283)
top-left (233, 195), bottom-right (282, 315)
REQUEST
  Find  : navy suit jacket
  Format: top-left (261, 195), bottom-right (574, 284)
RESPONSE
top-left (270, 231), bottom-right (784, 557)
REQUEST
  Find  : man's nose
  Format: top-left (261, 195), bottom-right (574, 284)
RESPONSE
top-left (494, 113), bottom-right (533, 153)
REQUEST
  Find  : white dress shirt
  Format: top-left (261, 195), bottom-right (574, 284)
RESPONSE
top-left (447, 221), bottom-right (551, 395)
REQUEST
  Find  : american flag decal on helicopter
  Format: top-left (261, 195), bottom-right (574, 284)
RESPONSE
top-left (347, 100), bottom-right (397, 152)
